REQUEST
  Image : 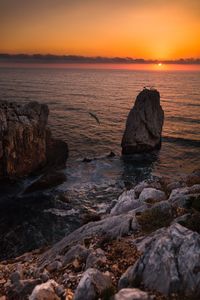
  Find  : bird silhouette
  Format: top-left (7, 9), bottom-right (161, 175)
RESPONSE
top-left (89, 112), bottom-right (100, 124)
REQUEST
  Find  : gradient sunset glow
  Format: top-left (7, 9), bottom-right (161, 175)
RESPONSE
top-left (0, 0), bottom-right (200, 61)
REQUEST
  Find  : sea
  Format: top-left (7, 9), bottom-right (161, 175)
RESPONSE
top-left (0, 64), bottom-right (200, 258)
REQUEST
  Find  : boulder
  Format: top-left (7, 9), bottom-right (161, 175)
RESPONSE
top-left (121, 89), bottom-right (164, 154)
top-left (73, 268), bottom-right (113, 300)
top-left (119, 223), bottom-right (200, 297)
top-left (29, 280), bottom-right (60, 300)
top-left (114, 288), bottom-right (153, 300)
top-left (0, 100), bottom-right (68, 179)
top-left (139, 188), bottom-right (166, 203)
top-left (169, 184), bottom-right (200, 208)
top-left (110, 190), bottom-right (141, 216)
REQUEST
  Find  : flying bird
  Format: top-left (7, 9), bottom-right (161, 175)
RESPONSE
top-left (88, 112), bottom-right (100, 124)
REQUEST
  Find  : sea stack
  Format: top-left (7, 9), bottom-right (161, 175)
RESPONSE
top-left (0, 100), bottom-right (68, 179)
top-left (121, 89), bottom-right (164, 154)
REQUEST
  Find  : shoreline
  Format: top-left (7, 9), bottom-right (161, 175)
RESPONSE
top-left (0, 168), bottom-right (200, 299)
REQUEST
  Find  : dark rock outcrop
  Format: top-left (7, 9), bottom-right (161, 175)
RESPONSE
top-left (0, 100), bottom-right (68, 179)
top-left (121, 89), bottom-right (164, 154)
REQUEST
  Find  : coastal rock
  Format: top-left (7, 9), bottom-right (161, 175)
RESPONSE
top-left (139, 188), bottom-right (166, 203)
top-left (114, 288), bottom-right (153, 300)
top-left (24, 172), bottom-right (66, 194)
top-left (121, 89), bottom-right (164, 154)
top-left (169, 184), bottom-right (200, 208)
top-left (110, 190), bottom-right (141, 215)
top-left (39, 212), bottom-right (139, 267)
top-left (73, 268), bottom-right (113, 300)
top-left (29, 280), bottom-right (60, 300)
top-left (119, 223), bottom-right (200, 297)
top-left (0, 100), bottom-right (68, 179)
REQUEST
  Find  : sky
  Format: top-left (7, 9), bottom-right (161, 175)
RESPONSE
top-left (0, 0), bottom-right (200, 60)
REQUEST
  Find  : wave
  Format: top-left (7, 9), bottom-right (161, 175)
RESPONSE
top-left (168, 116), bottom-right (200, 124)
top-left (163, 136), bottom-right (200, 147)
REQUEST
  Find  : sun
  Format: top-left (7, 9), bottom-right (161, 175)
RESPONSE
top-left (158, 63), bottom-right (162, 67)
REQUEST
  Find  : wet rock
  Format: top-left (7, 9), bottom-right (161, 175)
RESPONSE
top-left (82, 157), bottom-right (92, 163)
top-left (139, 188), bottom-right (166, 203)
top-left (85, 248), bottom-right (107, 269)
top-left (24, 172), bottom-right (66, 193)
top-left (29, 280), bottom-right (60, 300)
top-left (107, 151), bottom-right (116, 158)
top-left (46, 130), bottom-right (68, 169)
top-left (119, 223), bottom-right (200, 297)
top-left (114, 288), bottom-right (154, 300)
top-left (121, 89), bottom-right (164, 154)
top-left (0, 101), bottom-right (68, 179)
top-left (73, 268), bottom-right (113, 300)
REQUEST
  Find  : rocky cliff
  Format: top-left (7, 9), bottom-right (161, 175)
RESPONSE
top-left (121, 89), bottom-right (164, 154)
top-left (0, 100), bottom-right (68, 179)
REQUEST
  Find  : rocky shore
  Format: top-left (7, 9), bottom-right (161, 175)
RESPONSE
top-left (0, 169), bottom-right (200, 300)
top-left (1, 91), bottom-right (200, 299)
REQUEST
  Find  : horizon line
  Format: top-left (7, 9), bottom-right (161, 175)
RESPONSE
top-left (0, 54), bottom-right (200, 65)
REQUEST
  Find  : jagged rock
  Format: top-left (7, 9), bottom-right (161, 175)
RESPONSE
top-left (45, 129), bottom-right (68, 169)
top-left (73, 268), bottom-right (113, 300)
top-left (121, 89), bottom-right (164, 154)
top-left (134, 182), bottom-right (150, 198)
top-left (169, 184), bottom-right (200, 208)
top-left (0, 100), bottom-right (68, 179)
top-left (110, 190), bottom-right (141, 216)
top-left (119, 223), bottom-right (200, 297)
top-left (85, 248), bottom-right (107, 269)
top-left (114, 288), bottom-right (154, 300)
top-left (139, 188), bottom-right (166, 203)
top-left (29, 280), bottom-right (60, 300)
top-left (150, 200), bottom-right (172, 215)
top-left (39, 212), bottom-right (139, 267)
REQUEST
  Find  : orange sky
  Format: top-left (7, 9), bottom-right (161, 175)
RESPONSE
top-left (0, 0), bottom-right (200, 60)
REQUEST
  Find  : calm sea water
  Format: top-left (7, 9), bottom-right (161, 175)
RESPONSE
top-left (0, 65), bottom-right (200, 258)
top-left (0, 65), bottom-right (200, 186)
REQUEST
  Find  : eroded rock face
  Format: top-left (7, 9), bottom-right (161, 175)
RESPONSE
top-left (119, 223), bottom-right (200, 297)
top-left (121, 89), bottom-right (164, 154)
top-left (0, 100), bottom-right (68, 179)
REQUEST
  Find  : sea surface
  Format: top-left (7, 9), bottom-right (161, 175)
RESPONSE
top-left (0, 64), bottom-right (200, 258)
